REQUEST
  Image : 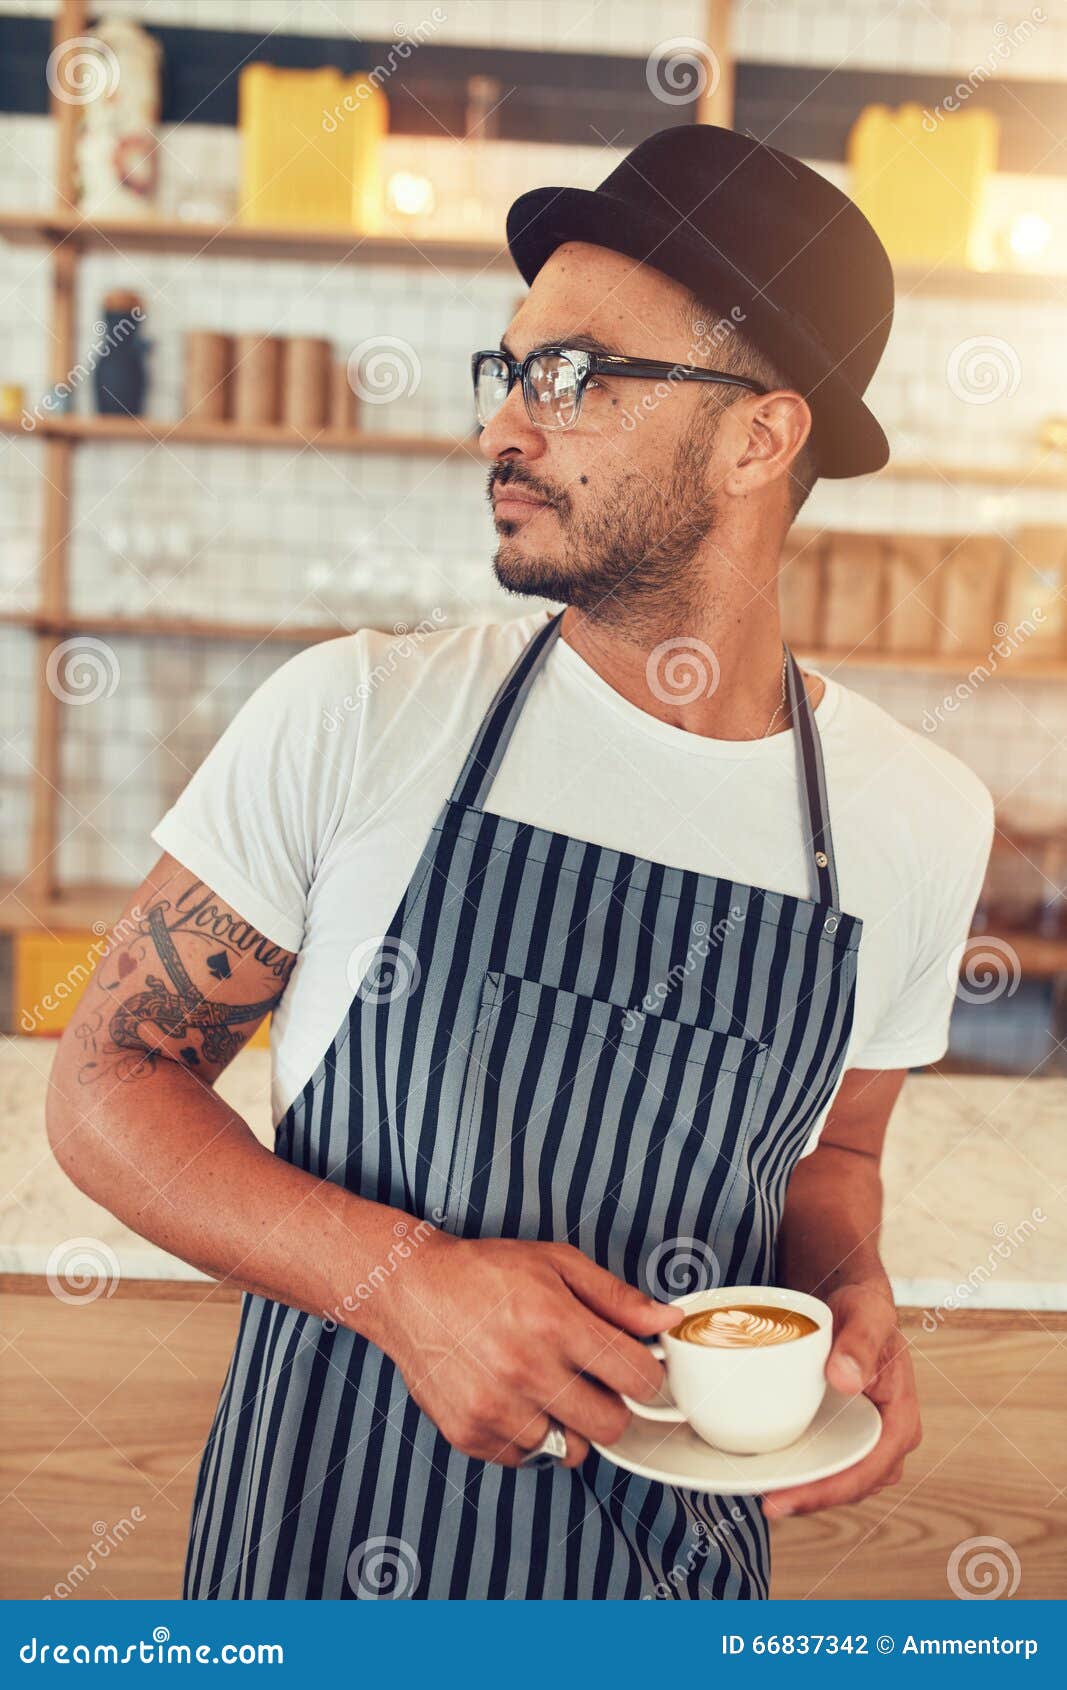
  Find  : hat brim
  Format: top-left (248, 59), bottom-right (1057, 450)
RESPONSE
top-left (506, 184), bottom-right (889, 481)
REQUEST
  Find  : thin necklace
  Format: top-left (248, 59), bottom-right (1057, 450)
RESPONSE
top-left (763, 649), bottom-right (789, 737)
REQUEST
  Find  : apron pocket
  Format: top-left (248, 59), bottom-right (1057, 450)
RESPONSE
top-left (446, 971), bottom-right (770, 1277)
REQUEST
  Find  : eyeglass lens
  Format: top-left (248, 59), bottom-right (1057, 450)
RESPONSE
top-left (474, 354), bottom-right (510, 426)
top-left (475, 351), bottom-right (581, 429)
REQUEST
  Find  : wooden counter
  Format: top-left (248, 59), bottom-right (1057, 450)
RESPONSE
top-left (1, 1281), bottom-right (1062, 1601)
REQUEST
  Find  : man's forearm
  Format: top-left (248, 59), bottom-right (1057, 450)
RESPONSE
top-left (776, 1143), bottom-right (893, 1302)
top-left (46, 1054), bottom-right (422, 1347)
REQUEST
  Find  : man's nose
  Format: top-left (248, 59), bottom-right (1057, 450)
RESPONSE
top-left (477, 383), bottom-right (548, 464)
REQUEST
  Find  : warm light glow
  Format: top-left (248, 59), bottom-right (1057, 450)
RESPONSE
top-left (387, 172), bottom-right (436, 218)
top-left (1008, 212), bottom-right (1051, 262)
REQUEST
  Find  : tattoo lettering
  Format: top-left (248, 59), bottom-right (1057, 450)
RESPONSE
top-left (167, 882), bottom-right (293, 980)
top-left (78, 895), bottom-right (291, 1085)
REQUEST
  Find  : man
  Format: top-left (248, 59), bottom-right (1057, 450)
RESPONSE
top-left (48, 126), bottom-right (993, 1600)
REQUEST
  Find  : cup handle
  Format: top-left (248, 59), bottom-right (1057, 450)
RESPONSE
top-left (621, 1341), bottom-right (686, 1422)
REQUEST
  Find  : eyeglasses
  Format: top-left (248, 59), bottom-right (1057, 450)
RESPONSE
top-left (472, 345), bottom-right (767, 432)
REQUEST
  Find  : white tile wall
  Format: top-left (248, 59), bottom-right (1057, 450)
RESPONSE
top-left (0, 628), bottom-right (35, 880)
top-left (0, 429), bottom-right (43, 611)
top-left (53, 632), bottom-right (310, 885)
top-left (7, 0), bottom-right (713, 57)
top-left (3, 0), bottom-right (1067, 886)
top-left (818, 664), bottom-right (1067, 820)
top-left (11, 0), bottom-right (1066, 76)
top-left (736, 0), bottom-right (1065, 81)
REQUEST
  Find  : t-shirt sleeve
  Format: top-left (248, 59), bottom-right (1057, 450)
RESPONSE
top-left (848, 782), bottom-right (996, 1072)
top-left (150, 639), bottom-right (358, 953)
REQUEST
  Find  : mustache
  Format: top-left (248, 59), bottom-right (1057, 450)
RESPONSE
top-left (487, 465), bottom-right (571, 517)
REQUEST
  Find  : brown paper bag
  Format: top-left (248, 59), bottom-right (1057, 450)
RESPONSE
top-left (183, 331), bottom-right (232, 423)
top-left (778, 530), bottom-right (826, 648)
top-left (1002, 528), bottom-right (1067, 659)
top-left (821, 533), bottom-right (886, 652)
top-left (232, 333), bottom-right (282, 425)
top-left (282, 337), bottom-right (331, 431)
top-left (330, 359), bottom-right (357, 431)
top-left (882, 535), bottom-right (945, 654)
top-left (938, 535), bottom-right (1007, 656)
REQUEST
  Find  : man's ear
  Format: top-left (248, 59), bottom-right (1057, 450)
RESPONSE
top-left (725, 391), bottom-right (812, 496)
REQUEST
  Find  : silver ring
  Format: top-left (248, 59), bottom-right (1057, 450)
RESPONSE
top-left (522, 1421), bottom-right (568, 1465)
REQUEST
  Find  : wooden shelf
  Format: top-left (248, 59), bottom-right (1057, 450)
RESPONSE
top-left (800, 646), bottom-right (1067, 679)
top-left (877, 458), bottom-right (1067, 490)
top-left (3, 7), bottom-right (1064, 934)
top-left (0, 609), bottom-right (363, 645)
top-left (1, 413), bottom-right (480, 457)
top-left (4, 212), bottom-right (1065, 297)
top-left (894, 263), bottom-right (1067, 301)
top-left (0, 879), bottom-right (131, 933)
top-left (7, 416), bottom-right (1066, 490)
top-left (2, 610), bottom-right (1065, 674)
top-left (963, 929), bottom-right (1067, 981)
top-left (0, 209), bottom-right (511, 271)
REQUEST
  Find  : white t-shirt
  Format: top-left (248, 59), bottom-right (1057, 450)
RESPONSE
top-left (152, 611), bottom-right (994, 1153)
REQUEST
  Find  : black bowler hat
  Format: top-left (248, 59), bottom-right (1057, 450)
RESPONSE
top-left (506, 125), bottom-right (894, 479)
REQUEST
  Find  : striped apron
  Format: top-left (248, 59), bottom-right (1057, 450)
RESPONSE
top-left (185, 613), bottom-right (861, 1601)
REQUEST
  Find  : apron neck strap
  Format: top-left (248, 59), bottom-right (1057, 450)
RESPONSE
top-left (786, 649), bottom-right (839, 907)
top-left (450, 613), bottom-right (840, 908)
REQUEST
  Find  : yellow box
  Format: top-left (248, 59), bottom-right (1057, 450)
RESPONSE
top-left (848, 102), bottom-right (998, 268)
top-left (14, 929), bottom-right (271, 1048)
top-left (238, 63), bottom-right (387, 232)
top-left (15, 931), bottom-right (103, 1035)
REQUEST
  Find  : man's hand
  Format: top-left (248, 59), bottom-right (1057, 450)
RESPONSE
top-left (381, 1232), bottom-right (680, 1469)
top-left (762, 1283), bottom-right (921, 1518)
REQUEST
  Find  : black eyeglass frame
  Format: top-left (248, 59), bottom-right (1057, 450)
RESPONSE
top-left (471, 345), bottom-right (768, 430)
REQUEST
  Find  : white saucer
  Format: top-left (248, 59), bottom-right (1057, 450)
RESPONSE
top-left (592, 1384), bottom-right (882, 1495)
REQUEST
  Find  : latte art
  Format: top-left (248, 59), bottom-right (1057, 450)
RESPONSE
top-left (675, 1304), bottom-right (820, 1349)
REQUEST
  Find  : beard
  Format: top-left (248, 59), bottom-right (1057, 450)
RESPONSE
top-left (490, 423), bottom-right (721, 632)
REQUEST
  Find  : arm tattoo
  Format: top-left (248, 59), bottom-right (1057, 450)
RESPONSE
top-left (76, 888), bottom-right (294, 1085)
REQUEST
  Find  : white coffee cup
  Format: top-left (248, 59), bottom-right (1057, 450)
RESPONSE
top-left (623, 1285), bottom-right (833, 1455)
